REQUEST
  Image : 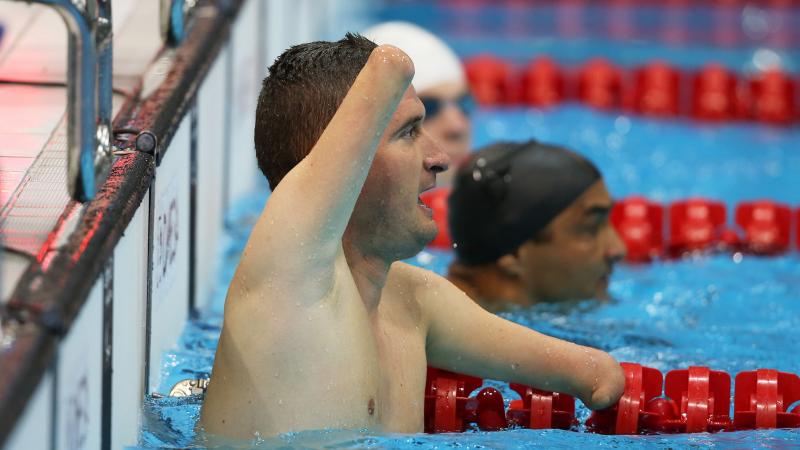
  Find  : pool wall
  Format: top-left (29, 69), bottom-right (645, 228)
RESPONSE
top-left (0, 1), bottom-right (364, 448)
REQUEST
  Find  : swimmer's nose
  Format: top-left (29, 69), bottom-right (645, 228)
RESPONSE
top-left (424, 135), bottom-right (450, 174)
top-left (605, 225), bottom-right (627, 265)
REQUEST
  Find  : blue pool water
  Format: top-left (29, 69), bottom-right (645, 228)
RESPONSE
top-left (137, 2), bottom-right (800, 447)
top-left (137, 105), bottom-right (800, 449)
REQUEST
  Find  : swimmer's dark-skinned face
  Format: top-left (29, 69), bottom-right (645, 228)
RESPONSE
top-left (417, 81), bottom-right (472, 185)
top-left (500, 180), bottom-right (626, 302)
top-left (345, 86), bottom-right (450, 261)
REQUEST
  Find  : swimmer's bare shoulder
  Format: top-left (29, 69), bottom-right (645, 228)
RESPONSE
top-left (200, 46), bottom-right (414, 439)
top-left (232, 45), bottom-right (414, 305)
top-left (392, 262), bottom-right (626, 411)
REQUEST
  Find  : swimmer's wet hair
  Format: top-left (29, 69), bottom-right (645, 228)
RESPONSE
top-left (255, 33), bottom-right (377, 190)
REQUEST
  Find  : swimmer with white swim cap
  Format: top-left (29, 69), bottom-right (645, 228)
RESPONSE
top-left (364, 21), bottom-right (473, 184)
top-left (200, 33), bottom-right (624, 441)
top-left (448, 140), bottom-right (627, 310)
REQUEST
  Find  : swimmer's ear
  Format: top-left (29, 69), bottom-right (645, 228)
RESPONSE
top-left (497, 253), bottom-right (523, 278)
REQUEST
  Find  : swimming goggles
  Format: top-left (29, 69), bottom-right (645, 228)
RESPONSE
top-left (420, 93), bottom-right (476, 120)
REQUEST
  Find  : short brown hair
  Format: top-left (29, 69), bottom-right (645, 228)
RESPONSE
top-left (254, 33), bottom-right (377, 190)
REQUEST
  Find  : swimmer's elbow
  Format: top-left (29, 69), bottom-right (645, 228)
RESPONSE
top-left (584, 352), bottom-right (625, 411)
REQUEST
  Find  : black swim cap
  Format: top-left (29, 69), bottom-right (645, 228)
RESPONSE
top-left (449, 140), bottom-right (601, 266)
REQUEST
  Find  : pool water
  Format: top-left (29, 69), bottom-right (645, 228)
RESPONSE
top-left (137, 1), bottom-right (800, 446)
top-left (136, 104), bottom-right (800, 449)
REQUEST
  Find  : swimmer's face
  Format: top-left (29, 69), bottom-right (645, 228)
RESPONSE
top-left (417, 81), bottom-right (472, 185)
top-left (346, 86), bottom-right (450, 259)
top-left (512, 180), bottom-right (626, 302)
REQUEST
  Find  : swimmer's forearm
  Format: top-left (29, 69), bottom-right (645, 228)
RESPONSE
top-left (509, 342), bottom-right (624, 410)
top-left (293, 45), bottom-right (414, 233)
top-left (243, 46), bottom-right (413, 283)
top-left (565, 347), bottom-right (625, 410)
top-left (425, 298), bottom-right (624, 409)
top-left (422, 269), bottom-right (625, 410)
top-left (498, 340), bottom-right (624, 410)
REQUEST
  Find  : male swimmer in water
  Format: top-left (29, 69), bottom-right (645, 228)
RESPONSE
top-left (447, 140), bottom-right (627, 310)
top-left (364, 22), bottom-right (472, 185)
top-left (200, 34), bottom-right (624, 439)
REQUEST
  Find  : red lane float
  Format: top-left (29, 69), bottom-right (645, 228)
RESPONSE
top-left (662, 366), bottom-right (732, 433)
top-left (691, 64), bottom-right (742, 121)
top-left (586, 363), bottom-right (663, 434)
top-left (629, 62), bottom-right (682, 117)
top-left (424, 367), bottom-right (483, 433)
top-left (465, 55), bottom-right (514, 106)
top-left (734, 369), bottom-right (800, 430)
top-left (577, 57), bottom-right (622, 110)
top-left (797, 208), bottom-right (800, 252)
top-left (463, 55), bottom-right (798, 125)
top-left (420, 188), bottom-right (452, 249)
top-left (506, 384), bottom-right (576, 430)
top-left (520, 57), bottom-right (565, 108)
top-left (668, 198), bottom-right (727, 256)
top-left (611, 197), bottom-right (664, 262)
top-left (430, 193), bottom-right (798, 260)
top-left (425, 365), bottom-right (800, 435)
top-left (750, 69), bottom-right (797, 125)
top-left (471, 386), bottom-right (508, 431)
top-left (735, 200), bottom-right (792, 255)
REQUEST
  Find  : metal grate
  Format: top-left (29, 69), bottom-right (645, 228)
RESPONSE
top-left (0, 116), bottom-right (73, 257)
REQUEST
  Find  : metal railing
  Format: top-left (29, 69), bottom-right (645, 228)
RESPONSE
top-left (6, 0), bottom-right (113, 202)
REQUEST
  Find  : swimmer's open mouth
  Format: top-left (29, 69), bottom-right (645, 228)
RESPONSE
top-left (418, 185), bottom-right (435, 214)
top-left (418, 196), bottom-right (431, 207)
top-left (417, 196), bottom-right (433, 215)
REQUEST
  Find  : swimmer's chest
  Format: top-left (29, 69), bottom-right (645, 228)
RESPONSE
top-left (250, 263), bottom-right (428, 431)
top-left (305, 273), bottom-right (429, 431)
top-left (371, 286), bottom-right (429, 431)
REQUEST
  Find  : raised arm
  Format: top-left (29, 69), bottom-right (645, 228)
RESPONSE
top-left (238, 45), bottom-right (414, 298)
top-left (416, 266), bottom-right (625, 410)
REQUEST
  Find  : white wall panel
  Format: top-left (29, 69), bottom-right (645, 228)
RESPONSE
top-left (111, 191), bottom-right (149, 449)
top-left (226, 0), bottom-right (262, 205)
top-left (149, 118), bottom-right (191, 393)
top-left (5, 370), bottom-right (53, 450)
top-left (55, 282), bottom-right (103, 450)
top-left (195, 48), bottom-right (227, 312)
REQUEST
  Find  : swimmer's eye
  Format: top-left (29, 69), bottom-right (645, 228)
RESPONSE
top-left (577, 224), bottom-right (601, 236)
top-left (401, 123), bottom-right (422, 140)
top-left (577, 218), bottom-right (605, 236)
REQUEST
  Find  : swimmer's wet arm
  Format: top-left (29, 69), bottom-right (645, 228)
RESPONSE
top-left (419, 269), bottom-right (625, 410)
top-left (240, 45), bottom-right (413, 293)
